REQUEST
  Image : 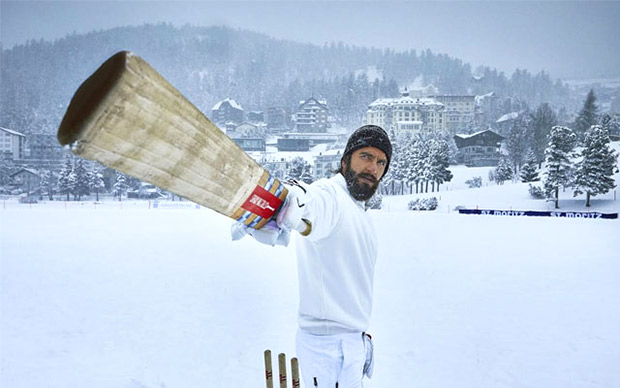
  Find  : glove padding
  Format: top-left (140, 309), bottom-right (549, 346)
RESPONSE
top-left (230, 181), bottom-right (310, 247)
top-left (230, 219), bottom-right (291, 247)
top-left (276, 183), bottom-right (311, 235)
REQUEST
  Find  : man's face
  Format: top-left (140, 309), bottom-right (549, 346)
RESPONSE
top-left (342, 147), bottom-right (387, 201)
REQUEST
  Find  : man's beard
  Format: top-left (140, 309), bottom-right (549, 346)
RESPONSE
top-left (343, 165), bottom-right (379, 202)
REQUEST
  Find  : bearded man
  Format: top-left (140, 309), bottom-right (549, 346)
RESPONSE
top-left (235, 125), bottom-right (392, 388)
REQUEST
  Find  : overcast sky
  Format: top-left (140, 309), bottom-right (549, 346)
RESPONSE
top-left (1, 1), bottom-right (619, 80)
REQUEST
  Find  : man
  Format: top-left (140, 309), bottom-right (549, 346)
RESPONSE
top-left (233, 125), bottom-right (392, 387)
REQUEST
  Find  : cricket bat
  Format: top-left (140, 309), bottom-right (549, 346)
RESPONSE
top-left (57, 51), bottom-right (288, 230)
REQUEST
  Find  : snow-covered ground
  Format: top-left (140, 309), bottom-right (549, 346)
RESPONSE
top-left (1, 166), bottom-right (619, 388)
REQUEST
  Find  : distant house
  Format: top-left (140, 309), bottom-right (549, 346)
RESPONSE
top-left (295, 98), bottom-right (329, 132)
top-left (247, 111), bottom-right (265, 124)
top-left (0, 127), bottom-right (26, 161)
top-left (495, 110), bottom-right (525, 134)
top-left (229, 122), bottom-right (266, 151)
top-left (430, 95), bottom-right (477, 132)
top-left (276, 132), bottom-right (339, 152)
top-left (260, 157), bottom-right (290, 180)
top-left (127, 182), bottom-right (164, 199)
top-left (212, 98), bottom-right (244, 126)
top-left (454, 130), bottom-right (504, 167)
top-left (313, 149), bottom-right (343, 180)
top-left (278, 137), bottom-right (310, 152)
top-left (266, 106), bottom-right (291, 129)
top-left (10, 168), bottom-right (41, 194)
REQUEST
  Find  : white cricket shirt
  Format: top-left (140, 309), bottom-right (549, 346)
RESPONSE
top-left (295, 173), bottom-right (378, 335)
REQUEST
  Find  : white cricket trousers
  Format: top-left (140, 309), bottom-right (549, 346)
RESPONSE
top-left (296, 329), bottom-right (367, 388)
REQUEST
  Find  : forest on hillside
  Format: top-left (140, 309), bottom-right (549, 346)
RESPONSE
top-left (1, 23), bottom-right (574, 137)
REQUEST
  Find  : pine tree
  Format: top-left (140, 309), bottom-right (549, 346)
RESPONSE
top-left (286, 157), bottom-right (312, 183)
top-left (299, 166), bottom-right (314, 184)
top-left (520, 149), bottom-right (540, 183)
top-left (39, 170), bottom-right (57, 200)
top-left (57, 155), bottom-right (74, 201)
top-left (506, 114), bottom-right (529, 172)
top-left (528, 103), bottom-right (557, 167)
top-left (382, 131), bottom-right (412, 195)
top-left (113, 172), bottom-right (129, 201)
top-left (73, 158), bottom-right (90, 201)
top-left (494, 157), bottom-right (513, 185)
top-left (573, 125), bottom-right (619, 207)
top-left (543, 126), bottom-right (577, 209)
top-left (426, 138), bottom-right (453, 191)
top-left (574, 89), bottom-right (599, 143)
top-left (408, 137), bottom-right (429, 193)
top-left (90, 167), bottom-right (106, 202)
top-left (601, 113), bottom-right (620, 137)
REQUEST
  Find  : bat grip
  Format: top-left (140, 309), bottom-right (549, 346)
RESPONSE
top-left (298, 219), bottom-right (312, 236)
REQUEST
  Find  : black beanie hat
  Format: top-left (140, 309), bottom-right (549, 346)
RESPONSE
top-left (341, 125), bottom-right (392, 177)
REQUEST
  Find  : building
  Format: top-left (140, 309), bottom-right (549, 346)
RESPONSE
top-left (366, 90), bottom-right (446, 138)
top-left (430, 95), bottom-right (477, 132)
top-left (255, 155), bottom-right (302, 181)
top-left (266, 107), bottom-right (291, 129)
top-left (495, 111), bottom-right (524, 134)
top-left (229, 122), bottom-right (266, 151)
top-left (247, 111), bottom-right (264, 124)
top-left (212, 98), bottom-right (244, 126)
top-left (276, 132), bottom-right (339, 152)
top-left (23, 133), bottom-right (65, 165)
top-left (10, 168), bottom-right (41, 194)
top-left (295, 98), bottom-right (329, 132)
top-left (453, 130), bottom-right (504, 167)
top-left (1, 127), bottom-right (26, 160)
top-left (277, 137), bottom-right (310, 152)
top-left (475, 92), bottom-right (499, 126)
top-left (313, 149), bottom-right (343, 180)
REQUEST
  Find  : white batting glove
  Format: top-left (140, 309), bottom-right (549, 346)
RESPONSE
top-left (230, 220), bottom-right (291, 247)
top-left (276, 182), bottom-right (312, 236)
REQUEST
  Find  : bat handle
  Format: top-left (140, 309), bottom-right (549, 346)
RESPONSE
top-left (298, 218), bottom-right (312, 236)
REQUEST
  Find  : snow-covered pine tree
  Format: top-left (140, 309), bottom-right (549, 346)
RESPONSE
top-left (73, 158), bottom-right (90, 201)
top-left (413, 137), bottom-right (431, 193)
top-left (573, 125), bottom-right (619, 207)
top-left (57, 155), bottom-right (75, 201)
top-left (494, 157), bottom-right (513, 185)
top-left (90, 167), bottom-right (106, 202)
top-left (528, 103), bottom-right (557, 167)
top-left (400, 136), bottom-right (417, 194)
top-left (39, 171), bottom-right (49, 200)
top-left (520, 149), bottom-right (540, 183)
top-left (39, 170), bottom-right (57, 200)
top-left (426, 138), bottom-right (453, 191)
top-left (113, 172), bottom-right (129, 201)
top-left (574, 89), bottom-right (599, 143)
top-left (299, 166), bottom-right (314, 184)
top-left (543, 126), bottom-right (577, 209)
top-left (506, 114), bottom-right (529, 173)
top-left (379, 131), bottom-right (399, 195)
top-left (601, 113), bottom-right (620, 137)
top-left (286, 157), bottom-right (312, 182)
top-left (408, 137), bottom-right (425, 194)
top-left (383, 133), bottom-right (407, 195)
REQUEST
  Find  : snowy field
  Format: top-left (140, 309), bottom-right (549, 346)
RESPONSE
top-left (1, 169), bottom-right (619, 388)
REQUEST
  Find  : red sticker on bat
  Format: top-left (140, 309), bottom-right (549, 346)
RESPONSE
top-left (241, 185), bottom-right (284, 220)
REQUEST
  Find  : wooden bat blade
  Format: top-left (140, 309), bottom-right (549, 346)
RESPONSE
top-left (58, 51), bottom-right (287, 229)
